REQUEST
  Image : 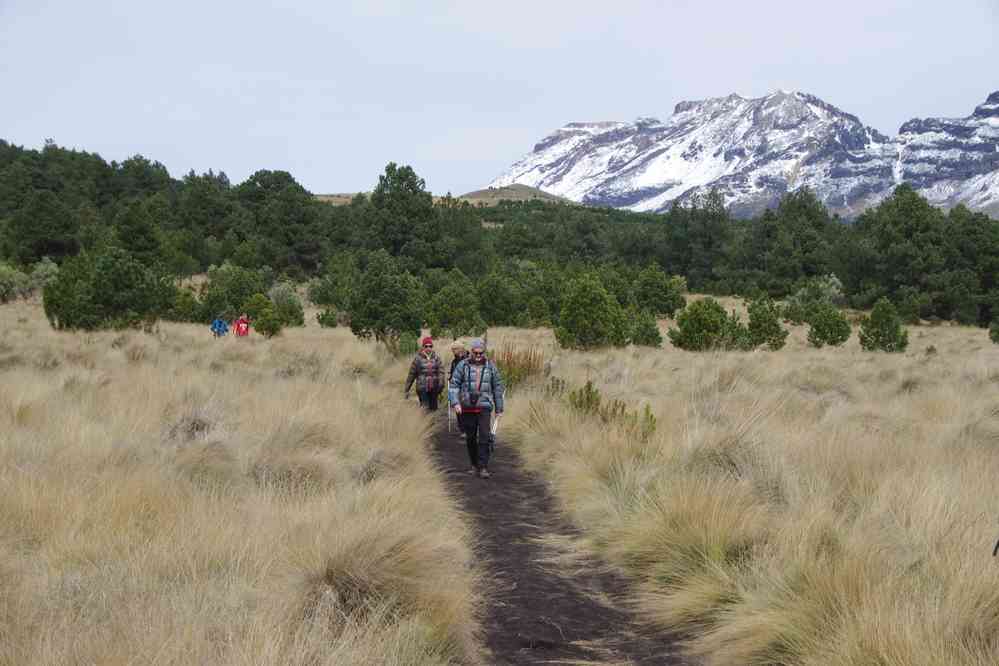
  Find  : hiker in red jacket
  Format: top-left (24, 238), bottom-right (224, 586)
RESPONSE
top-left (233, 314), bottom-right (250, 337)
top-left (405, 336), bottom-right (445, 411)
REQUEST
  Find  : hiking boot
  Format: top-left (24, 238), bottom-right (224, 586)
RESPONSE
top-left (467, 467), bottom-right (478, 475)
top-left (478, 468), bottom-right (490, 479)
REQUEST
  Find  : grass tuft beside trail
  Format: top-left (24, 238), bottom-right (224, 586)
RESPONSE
top-left (0, 302), bottom-right (481, 666)
top-left (503, 320), bottom-right (999, 666)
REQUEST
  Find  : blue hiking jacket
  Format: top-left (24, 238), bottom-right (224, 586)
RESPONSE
top-left (211, 318), bottom-right (229, 336)
top-left (449, 358), bottom-right (505, 413)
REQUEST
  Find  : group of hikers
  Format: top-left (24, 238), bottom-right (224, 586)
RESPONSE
top-left (405, 336), bottom-right (504, 479)
top-left (210, 314), bottom-right (251, 338)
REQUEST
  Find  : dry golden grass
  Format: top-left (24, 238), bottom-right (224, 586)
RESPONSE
top-left (0, 302), bottom-right (480, 665)
top-left (502, 317), bottom-right (999, 665)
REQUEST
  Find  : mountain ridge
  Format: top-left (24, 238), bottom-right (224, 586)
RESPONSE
top-left (491, 90), bottom-right (999, 217)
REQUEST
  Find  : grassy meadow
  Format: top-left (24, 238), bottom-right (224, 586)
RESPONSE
top-left (498, 307), bottom-right (999, 666)
top-left (5, 292), bottom-right (999, 666)
top-left (0, 302), bottom-right (480, 665)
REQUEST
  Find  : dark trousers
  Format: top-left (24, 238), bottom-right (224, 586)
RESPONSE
top-left (461, 410), bottom-right (494, 468)
top-left (417, 390), bottom-right (439, 412)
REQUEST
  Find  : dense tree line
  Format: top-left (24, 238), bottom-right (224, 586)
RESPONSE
top-left (2, 138), bottom-right (999, 340)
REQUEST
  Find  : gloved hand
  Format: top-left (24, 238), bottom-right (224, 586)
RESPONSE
top-left (453, 404), bottom-right (462, 415)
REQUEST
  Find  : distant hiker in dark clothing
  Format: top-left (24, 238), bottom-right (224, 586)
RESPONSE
top-left (449, 342), bottom-right (467, 383)
top-left (210, 315), bottom-right (229, 338)
top-left (405, 336), bottom-right (445, 411)
top-left (449, 338), bottom-right (505, 479)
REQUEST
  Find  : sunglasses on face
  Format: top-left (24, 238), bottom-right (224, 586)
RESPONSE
top-left (423, 344), bottom-right (433, 348)
top-left (471, 350), bottom-right (484, 356)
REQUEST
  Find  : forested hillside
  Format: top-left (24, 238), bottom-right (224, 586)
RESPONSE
top-left (3, 138), bottom-right (999, 335)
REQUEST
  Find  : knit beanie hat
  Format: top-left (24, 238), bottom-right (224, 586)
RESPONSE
top-left (470, 338), bottom-right (485, 351)
top-left (421, 336), bottom-right (434, 347)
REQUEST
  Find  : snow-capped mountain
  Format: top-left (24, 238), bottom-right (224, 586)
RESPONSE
top-left (490, 91), bottom-right (999, 217)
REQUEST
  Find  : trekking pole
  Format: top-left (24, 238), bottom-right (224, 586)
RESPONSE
top-left (448, 403), bottom-right (454, 433)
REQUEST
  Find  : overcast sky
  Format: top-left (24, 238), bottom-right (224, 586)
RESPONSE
top-left (2, 0), bottom-right (997, 195)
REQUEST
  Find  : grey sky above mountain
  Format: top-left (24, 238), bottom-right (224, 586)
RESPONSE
top-left (1, 0), bottom-right (996, 196)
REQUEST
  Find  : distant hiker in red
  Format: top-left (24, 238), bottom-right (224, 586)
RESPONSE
top-left (449, 338), bottom-right (505, 479)
top-left (405, 336), bottom-right (445, 411)
top-left (233, 314), bottom-right (250, 337)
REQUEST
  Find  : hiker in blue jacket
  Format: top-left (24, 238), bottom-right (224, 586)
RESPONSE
top-left (449, 338), bottom-right (504, 479)
top-left (210, 315), bottom-right (229, 338)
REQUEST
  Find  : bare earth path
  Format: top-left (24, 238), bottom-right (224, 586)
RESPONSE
top-left (431, 425), bottom-right (689, 665)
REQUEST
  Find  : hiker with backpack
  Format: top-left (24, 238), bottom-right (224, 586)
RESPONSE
top-left (449, 338), bottom-right (504, 479)
top-left (210, 315), bottom-right (229, 338)
top-left (405, 336), bottom-right (445, 411)
top-left (233, 313), bottom-right (250, 337)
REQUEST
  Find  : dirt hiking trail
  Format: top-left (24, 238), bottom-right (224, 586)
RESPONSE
top-left (431, 424), bottom-right (690, 665)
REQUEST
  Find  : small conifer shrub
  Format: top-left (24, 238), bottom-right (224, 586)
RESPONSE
top-left (669, 298), bottom-right (752, 351)
top-left (747, 296), bottom-right (788, 351)
top-left (807, 302), bottom-right (852, 348)
top-left (630, 310), bottom-right (663, 348)
top-left (858, 298), bottom-right (908, 352)
top-left (253, 306), bottom-right (283, 338)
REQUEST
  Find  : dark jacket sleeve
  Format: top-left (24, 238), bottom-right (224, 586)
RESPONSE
top-left (404, 356), bottom-right (419, 393)
top-left (434, 353), bottom-right (445, 390)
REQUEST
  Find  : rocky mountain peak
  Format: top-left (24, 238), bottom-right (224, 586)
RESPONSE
top-left (972, 91), bottom-right (999, 118)
top-left (673, 92), bottom-right (744, 116)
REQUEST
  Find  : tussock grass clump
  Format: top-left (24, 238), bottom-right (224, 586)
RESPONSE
top-left (492, 345), bottom-right (545, 391)
top-left (505, 318), bottom-right (999, 665)
top-left (0, 301), bottom-right (481, 665)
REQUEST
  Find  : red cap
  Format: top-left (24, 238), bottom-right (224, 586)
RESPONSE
top-left (421, 336), bottom-right (433, 346)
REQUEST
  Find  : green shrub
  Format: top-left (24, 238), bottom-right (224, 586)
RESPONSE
top-left (859, 298), bottom-right (908, 352)
top-left (316, 309), bottom-right (339, 328)
top-left (668, 298), bottom-right (752, 351)
top-left (630, 309), bottom-right (663, 347)
top-left (895, 286), bottom-right (930, 324)
top-left (267, 281), bottom-right (305, 327)
top-left (165, 288), bottom-right (202, 323)
top-left (0, 263), bottom-right (30, 303)
top-left (747, 296), bottom-right (788, 351)
top-left (634, 265), bottom-right (686, 317)
top-left (384, 330), bottom-right (420, 357)
top-left (241, 293), bottom-right (272, 322)
top-left (428, 271), bottom-right (486, 338)
top-left (555, 274), bottom-right (628, 349)
top-left (989, 320), bottom-right (999, 344)
top-left (808, 303), bottom-right (852, 348)
top-left (254, 306), bottom-right (283, 338)
top-left (29, 257), bottom-right (59, 292)
top-left (477, 272), bottom-right (525, 326)
top-left (307, 252), bottom-right (359, 308)
top-left (526, 296), bottom-right (551, 327)
top-left (43, 247), bottom-right (173, 330)
top-left (347, 250), bottom-right (423, 346)
top-left (784, 274), bottom-right (844, 324)
top-left (199, 262), bottom-right (268, 322)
